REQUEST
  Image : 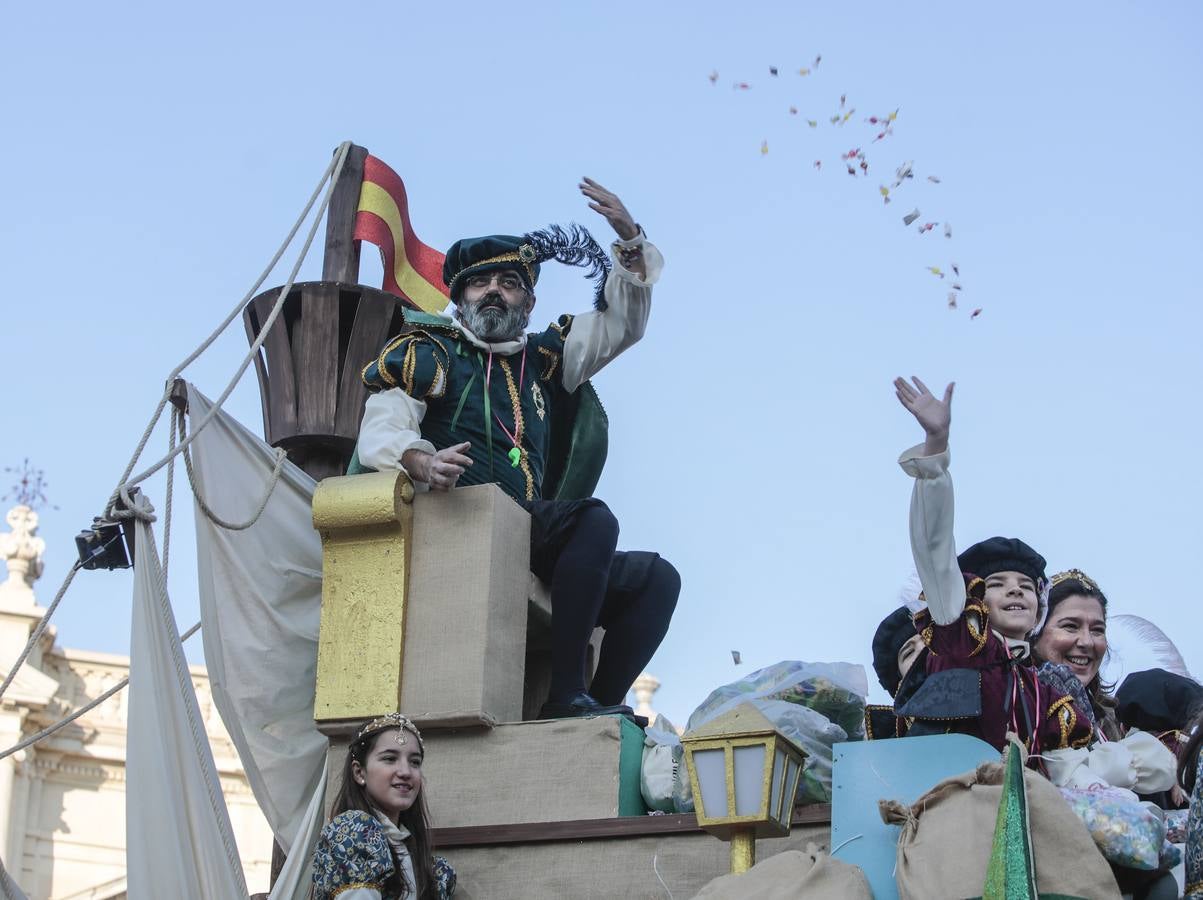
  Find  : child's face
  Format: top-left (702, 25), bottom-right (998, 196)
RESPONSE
top-left (352, 727), bottom-right (423, 822)
top-left (982, 570), bottom-right (1039, 639)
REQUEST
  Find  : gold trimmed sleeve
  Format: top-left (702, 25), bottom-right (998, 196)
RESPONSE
top-left (364, 333), bottom-right (448, 399)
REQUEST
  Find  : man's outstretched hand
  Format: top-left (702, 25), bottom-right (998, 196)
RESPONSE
top-left (580, 177), bottom-right (639, 241)
top-left (894, 376), bottom-right (954, 456)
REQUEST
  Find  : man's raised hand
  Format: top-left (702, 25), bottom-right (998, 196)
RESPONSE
top-left (894, 376), bottom-right (954, 456)
top-left (579, 177), bottom-right (639, 241)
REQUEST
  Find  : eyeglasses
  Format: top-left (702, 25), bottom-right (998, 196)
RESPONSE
top-left (465, 271), bottom-right (524, 291)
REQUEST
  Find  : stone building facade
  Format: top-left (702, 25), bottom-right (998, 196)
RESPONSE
top-left (0, 505), bottom-right (272, 899)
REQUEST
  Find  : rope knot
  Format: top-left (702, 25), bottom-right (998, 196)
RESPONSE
top-left (111, 485), bottom-right (156, 523)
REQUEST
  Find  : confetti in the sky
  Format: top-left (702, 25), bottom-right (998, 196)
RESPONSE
top-left (903, 208), bottom-right (921, 226)
top-left (731, 650), bottom-right (742, 665)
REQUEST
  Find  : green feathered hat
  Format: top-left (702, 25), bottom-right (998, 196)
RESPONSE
top-left (443, 224), bottom-right (612, 310)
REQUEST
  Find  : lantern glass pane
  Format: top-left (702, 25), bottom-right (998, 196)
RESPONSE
top-left (785, 757), bottom-right (801, 806)
top-left (733, 743), bottom-right (767, 817)
top-left (770, 747), bottom-right (786, 822)
top-left (692, 748), bottom-right (728, 818)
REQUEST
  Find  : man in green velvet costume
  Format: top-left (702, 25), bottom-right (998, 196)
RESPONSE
top-left (358, 178), bottom-right (679, 720)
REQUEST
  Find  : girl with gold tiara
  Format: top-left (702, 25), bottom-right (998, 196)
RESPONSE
top-left (311, 714), bottom-right (455, 899)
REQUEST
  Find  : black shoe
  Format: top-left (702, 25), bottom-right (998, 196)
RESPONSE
top-left (539, 692), bottom-right (636, 721)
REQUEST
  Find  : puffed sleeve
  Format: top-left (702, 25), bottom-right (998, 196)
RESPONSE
top-left (560, 234), bottom-right (662, 393)
top-left (898, 444), bottom-right (967, 626)
top-left (1043, 729), bottom-right (1176, 793)
top-left (311, 811), bottom-right (395, 900)
top-left (433, 855), bottom-right (458, 898)
top-left (363, 333), bottom-right (449, 399)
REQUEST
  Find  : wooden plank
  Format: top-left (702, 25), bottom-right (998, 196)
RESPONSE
top-left (242, 304), bottom-right (275, 444)
top-left (433, 804), bottom-right (831, 849)
top-left (251, 287), bottom-right (298, 443)
top-left (334, 286), bottom-right (402, 440)
top-left (322, 144), bottom-right (369, 284)
top-left (295, 283), bottom-right (339, 436)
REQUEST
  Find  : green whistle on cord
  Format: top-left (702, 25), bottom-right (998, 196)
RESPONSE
top-left (508, 447), bottom-right (522, 468)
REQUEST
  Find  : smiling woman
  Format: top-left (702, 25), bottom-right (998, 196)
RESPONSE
top-left (1034, 570), bottom-right (1122, 740)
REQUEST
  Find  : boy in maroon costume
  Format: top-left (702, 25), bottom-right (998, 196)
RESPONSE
top-left (893, 377), bottom-right (1093, 759)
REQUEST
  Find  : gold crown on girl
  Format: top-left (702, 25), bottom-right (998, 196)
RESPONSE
top-left (1049, 568), bottom-right (1100, 593)
top-left (355, 712), bottom-right (424, 752)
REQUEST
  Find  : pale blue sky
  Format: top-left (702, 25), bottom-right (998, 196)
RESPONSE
top-left (3, 1), bottom-right (1201, 726)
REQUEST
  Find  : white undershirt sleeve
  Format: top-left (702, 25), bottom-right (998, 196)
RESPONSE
top-left (898, 443), bottom-right (967, 626)
top-left (561, 235), bottom-right (663, 393)
top-left (357, 389), bottom-right (436, 481)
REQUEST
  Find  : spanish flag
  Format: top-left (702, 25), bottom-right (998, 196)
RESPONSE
top-left (353, 156), bottom-right (449, 313)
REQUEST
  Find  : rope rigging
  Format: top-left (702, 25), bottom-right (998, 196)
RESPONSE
top-left (0, 141), bottom-right (352, 768)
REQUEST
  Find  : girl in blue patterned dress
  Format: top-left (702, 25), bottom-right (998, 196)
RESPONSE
top-left (1182, 710), bottom-right (1203, 900)
top-left (311, 713), bottom-right (455, 899)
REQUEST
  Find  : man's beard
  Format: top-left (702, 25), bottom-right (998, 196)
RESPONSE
top-left (457, 293), bottom-right (530, 342)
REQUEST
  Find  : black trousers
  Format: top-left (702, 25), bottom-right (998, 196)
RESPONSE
top-left (522, 498), bottom-right (680, 707)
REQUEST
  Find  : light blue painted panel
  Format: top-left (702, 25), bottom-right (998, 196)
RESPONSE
top-left (830, 734), bottom-right (998, 900)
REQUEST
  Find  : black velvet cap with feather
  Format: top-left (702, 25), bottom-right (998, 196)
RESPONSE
top-left (443, 224), bottom-right (612, 310)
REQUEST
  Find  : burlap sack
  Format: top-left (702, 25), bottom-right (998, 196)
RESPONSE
top-left (689, 844), bottom-right (872, 900)
top-left (879, 757), bottom-right (1121, 900)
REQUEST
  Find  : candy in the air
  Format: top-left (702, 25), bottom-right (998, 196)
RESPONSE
top-left (709, 70), bottom-right (719, 85)
top-left (951, 262), bottom-right (960, 277)
top-left (893, 160), bottom-right (914, 186)
top-left (840, 94), bottom-right (847, 108)
top-left (927, 175), bottom-right (942, 183)
top-left (830, 114), bottom-right (841, 124)
top-left (761, 140), bottom-right (769, 155)
top-left (918, 222), bottom-right (937, 234)
top-left (769, 66), bottom-right (779, 76)
top-left (814, 54), bottom-right (822, 67)
top-left (948, 292), bottom-right (958, 309)
top-left (928, 266), bottom-right (944, 278)
top-left (846, 164), bottom-right (857, 176)
top-left (903, 209), bottom-right (921, 226)
top-left (879, 185), bottom-right (891, 203)
top-left (944, 222), bottom-right (952, 239)
top-left (731, 650), bottom-right (742, 664)
top-left (951, 282), bottom-right (962, 291)
top-left (970, 308), bottom-right (982, 319)
top-left (798, 67), bottom-right (811, 76)
top-left (859, 159), bottom-right (869, 174)
top-left (807, 119), bottom-right (818, 128)
top-left (789, 105), bottom-right (798, 115)
top-left (734, 82), bottom-right (751, 90)
top-left (813, 160), bottom-right (822, 170)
